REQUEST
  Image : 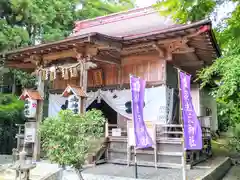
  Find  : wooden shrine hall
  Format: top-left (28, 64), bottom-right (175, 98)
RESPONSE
top-left (1, 7), bottom-right (220, 168)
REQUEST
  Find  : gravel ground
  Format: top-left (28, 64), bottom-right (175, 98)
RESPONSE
top-left (222, 166), bottom-right (240, 180)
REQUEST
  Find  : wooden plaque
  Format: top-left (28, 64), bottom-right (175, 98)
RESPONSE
top-left (92, 69), bottom-right (104, 86)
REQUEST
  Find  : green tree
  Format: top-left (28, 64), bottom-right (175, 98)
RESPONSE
top-left (40, 109), bottom-right (106, 180)
top-left (0, 93), bottom-right (24, 123)
top-left (154, 0), bottom-right (217, 23)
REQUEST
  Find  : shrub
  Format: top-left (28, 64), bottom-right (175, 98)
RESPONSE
top-left (39, 109), bottom-right (105, 179)
top-left (228, 124), bottom-right (240, 153)
top-left (0, 93), bottom-right (25, 124)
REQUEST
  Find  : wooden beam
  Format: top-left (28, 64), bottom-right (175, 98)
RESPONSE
top-left (173, 47), bottom-right (195, 54)
top-left (121, 53), bottom-right (159, 65)
top-left (85, 46), bottom-right (99, 56)
top-left (42, 49), bottom-right (79, 62)
top-left (179, 61), bottom-right (204, 66)
top-left (90, 35), bottom-right (122, 52)
top-left (6, 63), bottom-right (35, 69)
top-left (152, 43), bottom-right (165, 58)
top-left (87, 81), bottom-right (166, 91)
top-left (123, 37), bottom-right (189, 51)
top-left (93, 56), bottom-right (121, 65)
top-left (123, 27), bottom-right (208, 53)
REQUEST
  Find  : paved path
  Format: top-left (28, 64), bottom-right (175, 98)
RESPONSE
top-left (76, 157), bottom-right (225, 180)
top-left (81, 164), bottom-right (204, 180)
top-left (222, 166), bottom-right (240, 180)
top-left (61, 157), bottom-right (227, 180)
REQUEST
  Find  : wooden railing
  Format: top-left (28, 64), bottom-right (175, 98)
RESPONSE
top-left (105, 120), bottom-right (211, 140)
top-left (105, 121), bottom-right (184, 139)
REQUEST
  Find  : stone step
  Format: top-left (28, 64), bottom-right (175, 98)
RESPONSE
top-left (109, 141), bottom-right (183, 152)
top-left (108, 150), bottom-right (182, 165)
top-left (107, 159), bottom-right (184, 169)
top-left (108, 149), bottom-right (183, 156)
top-left (108, 136), bottom-right (183, 144)
top-left (157, 131), bottom-right (183, 135)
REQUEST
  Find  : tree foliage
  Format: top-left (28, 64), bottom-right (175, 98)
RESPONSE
top-left (0, 93), bottom-right (25, 124)
top-left (40, 109), bottom-right (105, 178)
top-left (155, 0), bottom-right (217, 23)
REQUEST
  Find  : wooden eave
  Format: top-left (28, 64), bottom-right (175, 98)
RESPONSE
top-left (1, 19), bottom-right (221, 75)
top-left (19, 89), bottom-right (43, 100)
top-left (120, 20), bottom-right (221, 75)
top-left (62, 84), bottom-right (88, 98)
top-left (2, 32), bottom-right (123, 69)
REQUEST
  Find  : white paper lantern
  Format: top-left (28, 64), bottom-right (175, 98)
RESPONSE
top-left (68, 95), bottom-right (80, 114)
top-left (24, 98), bottom-right (37, 118)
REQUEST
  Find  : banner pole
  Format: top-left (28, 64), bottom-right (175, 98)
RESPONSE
top-left (177, 69), bottom-right (187, 180)
top-left (134, 147), bottom-right (138, 179)
top-left (130, 74), bottom-right (138, 179)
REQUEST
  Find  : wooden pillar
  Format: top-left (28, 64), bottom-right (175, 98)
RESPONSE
top-left (80, 59), bottom-right (88, 113)
top-left (33, 75), bottom-right (44, 161)
top-left (83, 67), bottom-right (88, 113)
top-left (117, 66), bottom-right (122, 85)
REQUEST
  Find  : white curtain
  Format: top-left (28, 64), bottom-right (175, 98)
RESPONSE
top-left (86, 90), bottom-right (100, 108)
top-left (100, 89), bottom-right (132, 119)
top-left (48, 86), bottom-right (169, 123)
top-left (48, 94), bottom-right (67, 117)
top-left (99, 86), bottom-right (167, 122)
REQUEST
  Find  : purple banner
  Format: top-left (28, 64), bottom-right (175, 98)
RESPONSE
top-left (179, 71), bottom-right (202, 150)
top-left (130, 76), bottom-right (153, 149)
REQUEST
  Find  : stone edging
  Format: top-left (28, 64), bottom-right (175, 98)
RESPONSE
top-left (197, 157), bottom-right (232, 180)
top-left (39, 168), bottom-right (63, 180)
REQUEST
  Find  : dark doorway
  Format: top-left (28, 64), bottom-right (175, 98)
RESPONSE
top-left (87, 99), bottom-right (117, 125)
top-left (86, 99), bottom-right (117, 163)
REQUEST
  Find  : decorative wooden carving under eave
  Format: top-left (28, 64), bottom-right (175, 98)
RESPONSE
top-left (19, 89), bottom-right (43, 100)
top-left (23, 55), bottom-right (43, 67)
top-left (152, 38), bottom-right (196, 61)
top-left (92, 69), bottom-right (104, 87)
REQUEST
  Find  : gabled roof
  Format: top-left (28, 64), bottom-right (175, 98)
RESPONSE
top-left (72, 6), bottom-right (174, 38)
top-left (62, 84), bottom-right (87, 98)
top-left (19, 89), bottom-right (43, 100)
top-left (1, 6), bottom-right (221, 74)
